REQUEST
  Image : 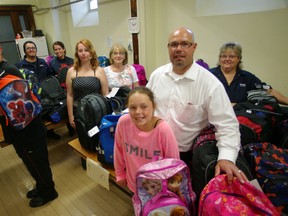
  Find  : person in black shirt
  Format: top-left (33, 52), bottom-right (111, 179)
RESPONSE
top-left (15, 40), bottom-right (61, 139)
top-left (0, 46), bottom-right (58, 207)
top-left (210, 42), bottom-right (288, 106)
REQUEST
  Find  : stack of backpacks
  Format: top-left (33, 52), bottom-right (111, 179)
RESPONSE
top-left (19, 68), bottom-right (67, 123)
top-left (191, 91), bottom-right (288, 215)
top-left (74, 86), bottom-right (130, 156)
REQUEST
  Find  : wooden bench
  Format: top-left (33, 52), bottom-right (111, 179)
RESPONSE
top-left (44, 119), bottom-right (68, 130)
top-left (68, 138), bottom-right (132, 195)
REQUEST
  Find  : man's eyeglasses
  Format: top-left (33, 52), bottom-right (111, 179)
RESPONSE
top-left (26, 47), bottom-right (36, 51)
top-left (168, 42), bottom-right (193, 49)
top-left (112, 52), bottom-right (125, 56)
top-left (220, 55), bottom-right (237, 59)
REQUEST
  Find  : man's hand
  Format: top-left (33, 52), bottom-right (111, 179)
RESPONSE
top-left (215, 159), bottom-right (249, 184)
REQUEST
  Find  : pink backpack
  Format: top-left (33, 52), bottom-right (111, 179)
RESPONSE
top-left (133, 158), bottom-right (196, 216)
top-left (198, 174), bottom-right (280, 216)
top-left (132, 64), bottom-right (147, 86)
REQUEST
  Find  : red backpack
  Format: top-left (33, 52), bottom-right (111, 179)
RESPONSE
top-left (0, 74), bottom-right (42, 130)
top-left (198, 174), bottom-right (279, 216)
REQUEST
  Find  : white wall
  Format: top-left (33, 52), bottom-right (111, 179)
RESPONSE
top-left (1, 0), bottom-right (288, 95)
top-left (140, 0), bottom-right (288, 96)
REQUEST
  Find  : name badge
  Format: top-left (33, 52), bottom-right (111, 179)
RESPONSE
top-left (239, 83), bottom-right (246, 87)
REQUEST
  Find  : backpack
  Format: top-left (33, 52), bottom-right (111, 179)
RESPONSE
top-left (114, 86), bottom-right (130, 105)
top-left (57, 65), bottom-right (69, 89)
top-left (74, 93), bottom-right (112, 152)
top-left (196, 59), bottom-right (209, 70)
top-left (272, 118), bottom-right (288, 149)
top-left (233, 100), bottom-right (284, 145)
top-left (98, 56), bottom-right (110, 67)
top-left (247, 89), bottom-right (278, 103)
top-left (198, 174), bottom-right (280, 216)
top-left (0, 74), bottom-right (42, 130)
top-left (191, 124), bottom-right (216, 151)
top-left (132, 64), bottom-right (147, 86)
top-left (19, 68), bottom-right (42, 100)
top-left (96, 114), bottom-right (122, 164)
top-left (133, 158), bottom-right (196, 216)
top-left (44, 99), bottom-right (68, 123)
top-left (41, 75), bottom-right (66, 100)
top-left (191, 141), bottom-right (254, 202)
top-left (108, 86), bottom-right (131, 113)
top-left (243, 142), bottom-right (288, 214)
top-left (40, 76), bottom-right (67, 122)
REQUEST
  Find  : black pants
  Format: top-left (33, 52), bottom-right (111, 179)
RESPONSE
top-left (11, 116), bottom-right (56, 197)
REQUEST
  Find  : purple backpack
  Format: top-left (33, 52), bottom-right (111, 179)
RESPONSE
top-left (132, 158), bottom-right (196, 216)
top-left (132, 64), bottom-right (147, 86)
top-left (196, 59), bottom-right (209, 70)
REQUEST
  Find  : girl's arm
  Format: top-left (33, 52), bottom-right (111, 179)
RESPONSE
top-left (113, 118), bottom-right (127, 183)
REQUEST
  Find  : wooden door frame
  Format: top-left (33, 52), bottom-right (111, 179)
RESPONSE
top-left (130, 0), bottom-right (139, 64)
top-left (0, 5), bottom-right (36, 40)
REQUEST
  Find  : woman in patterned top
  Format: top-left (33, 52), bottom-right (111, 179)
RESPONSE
top-left (66, 39), bottom-right (109, 129)
top-left (104, 43), bottom-right (139, 92)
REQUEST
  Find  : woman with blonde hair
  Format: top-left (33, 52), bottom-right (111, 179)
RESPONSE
top-left (104, 43), bottom-right (139, 92)
top-left (66, 39), bottom-right (109, 128)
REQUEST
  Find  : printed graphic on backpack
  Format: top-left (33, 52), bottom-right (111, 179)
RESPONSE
top-left (243, 142), bottom-right (288, 214)
top-left (133, 158), bottom-right (196, 216)
top-left (0, 75), bottom-right (42, 130)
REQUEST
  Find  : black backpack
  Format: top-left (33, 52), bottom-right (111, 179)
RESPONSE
top-left (191, 141), bottom-right (254, 206)
top-left (74, 93), bottom-right (112, 152)
top-left (234, 100), bottom-right (284, 146)
top-left (57, 66), bottom-right (69, 89)
top-left (108, 86), bottom-right (131, 113)
top-left (41, 75), bottom-right (66, 100)
top-left (40, 76), bottom-right (67, 122)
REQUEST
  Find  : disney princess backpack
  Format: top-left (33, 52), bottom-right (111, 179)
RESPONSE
top-left (132, 158), bottom-right (196, 216)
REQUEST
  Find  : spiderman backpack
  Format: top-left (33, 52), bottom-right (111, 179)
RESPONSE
top-left (0, 74), bottom-right (42, 130)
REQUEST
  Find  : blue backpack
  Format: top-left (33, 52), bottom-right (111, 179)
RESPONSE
top-left (97, 114), bottom-right (122, 164)
top-left (98, 56), bottom-right (110, 67)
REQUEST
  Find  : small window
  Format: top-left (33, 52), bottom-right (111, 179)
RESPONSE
top-left (89, 0), bottom-right (98, 11)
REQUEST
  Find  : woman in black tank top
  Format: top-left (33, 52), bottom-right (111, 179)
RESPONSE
top-left (66, 39), bottom-right (109, 129)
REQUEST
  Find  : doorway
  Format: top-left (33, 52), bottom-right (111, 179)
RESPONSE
top-left (0, 5), bottom-right (35, 64)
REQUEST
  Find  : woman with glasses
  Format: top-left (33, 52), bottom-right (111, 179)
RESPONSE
top-left (104, 43), bottom-right (139, 92)
top-left (66, 39), bottom-right (109, 129)
top-left (210, 42), bottom-right (288, 105)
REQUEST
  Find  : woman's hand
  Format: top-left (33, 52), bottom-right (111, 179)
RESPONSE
top-left (69, 116), bottom-right (75, 129)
